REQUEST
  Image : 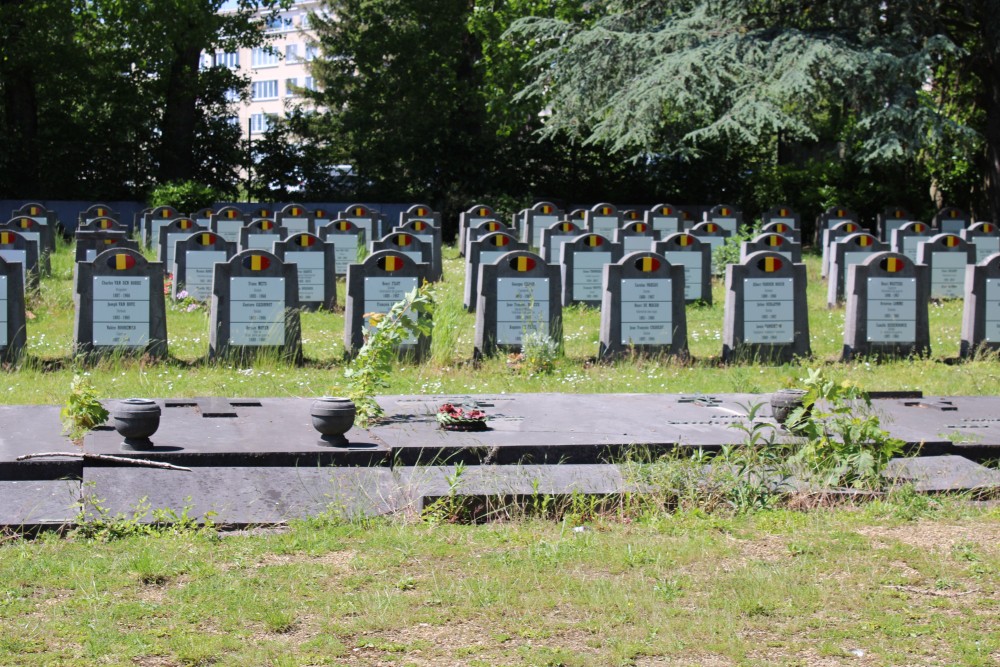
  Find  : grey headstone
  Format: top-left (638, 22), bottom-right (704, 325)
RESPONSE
top-left (934, 206), bottom-right (970, 234)
top-left (653, 232), bottom-right (713, 304)
top-left (157, 218), bottom-right (206, 274)
top-left (917, 233), bottom-right (976, 299)
top-left (312, 206), bottom-right (332, 224)
top-left (878, 206), bottom-right (914, 242)
top-left (318, 219), bottom-right (366, 275)
top-left (705, 203), bottom-right (743, 235)
top-left (689, 220), bottom-right (731, 270)
top-left (761, 204), bottom-right (800, 229)
top-left (458, 204), bottom-right (497, 258)
top-left (77, 216), bottom-right (126, 233)
top-left (622, 209), bottom-right (643, 223)
top-left (961, 222), bottom-right (1000, 264)
top-left (890, 221), bottom-right (934, 264)
top-left (539, 220), bottom-right (582, 265)
top-left (842, 252), bottom-right (930, 360)
top-left (599, 251), bottom-right (688, 359)
top-left (474, 251), bottom-right (562, 359)
top-left (344, 250), bottom-right (430, 359)
top-left (275, 203), bottom-right (315, 236)
top-left (816, 205), bottom-right (859, 244)
top-left (821, 220), bottom-right (864, 278)
top-left (827, 233), bottom-right (887, 307)
top-left (723, 251), bottom-right (810, 362)
top-left (399, 203), bottom-right (442, 228)
top-left (191, 207), bottom-right (214, 226)
top-left (521, 201), bottom-right (563, 248)
top-left (464, 231), bottom-right (526, 312)
top-left (250, 206), bottom-right (275, 219)
top-left (614, 221), bottom-right (658, 254)
top-left (760, 220), bottom-right (800, 243)
top-left (74, 248), bottom-right (167, 358)
top-left (1, 219), bottom-right (48, 277)
top-left (0, 254), bottom-right (27, 363)
top-left (585, 202), bottom-right (623, 239)
top-left (740, 233), bottom-right (802, 264)
top-left (209, 250), bottom-right (302, 362)
top-left (78, 204), bottom-right (120, 228)
top-left (141, 205), bottom-right (181, 247)
top-left (209, 206), bottom-right (249, 244)
top-left (960, 253), bottom-right (1000, 357)
top-left (272, 232), bottom-right (337, 310)
top-left (338, 203), bottom-right (381, 248)
top-left (239, 218), bottom-right (287, 252)
top-left (74, 230), bottom-right (137, 264)
top-left (0, 229), bottom-right (39, 290)
top-left (172, 231), bottom-right (236, 301)
top-left (465, 219), bottom-right (512, 257)
top-left (643, 203), bottom-right (683, 236)
top-left (370, 232), bottom-right (433, 279)
top-left (560, 233), bottom-right (624, 307)
top-left (11, 203), bottom-right (56, 251)
top-left (393, 219), bottom-right (442, 281)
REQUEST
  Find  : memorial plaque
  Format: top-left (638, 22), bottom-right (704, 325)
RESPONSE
top-left (142, 205), bottom-right (181, 247)
top-left (761, 205), bottom-right (800, 229)
top-left (338, 203), bottom-right (381, 247)
top-left (0, 230), bottom-right (39, 289)
top-left (614, 222), bottom-right (657, 254)
top-left (539, 220), bottom-right (582, 264)
top-left (827, 233), bottom-right (887, 307)
top-left (240, 219), bottom-right (287, 252)
top-left (318, 219), bottom-right (365, 275)
top-left (74, 249), bottom-right (166, 357)
top-left (890, 221), bottom-right (933, 264)
top-left (458, 204), bottom-right (496, 257)
top-left (172, 231), bottom-right (235, 301)
top-left (723, 252), bottom-right (809, 362)
top-left (961, 222), bottom-right (1000, 264)
top-left (464, 231), bottom-right (526, 312)
top-left (917, 233), bottom-right (975, 299)
top-left (474, 251), bottom-right (562, 358)
top-left (842, 252), bottom-right (929, 360)
top-left (272, 232), bottom-right (337, 310)
top-left (157, 218), bottom-right (205, 274)
top-left (344, 251), bottom-right (430, 358)
top-left (0, 255), bottom-right (27, 362)
top-left (961, 254), bottom-right (1000, 356)
top-left (689, 221), bottom-right (730, 271)
top-left (740, 233), bottom-right (802, 264)
top-left (1, 218), bottom-right (49, 276)
top-left (210, 250), bottom-right (301, 361)
top-left (399, 203), bottom-right (442, 228)
top-left (652, 233), bottom-right (713, 304)
top-left (706, 204), bottom-right (743, 236)
top-left (760, 221), bottom-right (800, 244)
top-left (394, 219), bottom-right (442, 281)
top-left (522, 201), bottom-right (563, 248)
top-left (75, 230), bottom-right (137, 264)
top-left (599, 252), bottom-right (687, 359)
top-left (12, 203), bottom-right (55, 251)
top-left (275, 204), bottom-right (315, 236)
top-left (878, 206), bottom-right (913, 242)
top-left (560, 234), bottom-right (623, 307)
top-left (370, 232), bottom-right (431, 272)
top-left (821, 220), bottom-right (863, 278)
top-left (934, 206), bottom-right (970, 234)
top-left (644, 203), bottom-right (682, 235)
top-left (210, 206), bottom-right (249, 244)
top-left (585, 203), bottom-right (622, 239)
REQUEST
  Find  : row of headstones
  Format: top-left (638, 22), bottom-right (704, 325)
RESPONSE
top-left (6, 243), bottom-right (1000, 364)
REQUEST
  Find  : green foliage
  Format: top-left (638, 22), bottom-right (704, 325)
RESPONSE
top-left (786, 368), bottom-right (904, 489)
top-left (73, 486), bottom-right (216, 541)
top-left (148, 180), bottom-right (220, 213)
top-left (518, 330), bottom-right (559, 375)
top-left (712, 223), bottom-right (761, 274)
top-left (60, 374), bottom-right (110, 440)
top-left (342, 283), bottom-right (435, 427)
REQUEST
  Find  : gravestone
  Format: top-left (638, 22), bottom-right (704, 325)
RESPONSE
top-left (689, 221), bottom-right (730, 267)
top-left (568, 208), bottom-right (588, 226)
top-left (78, 204), bottom-right (120, 228)
top-left (318, 219), bottom-right (365, 275)
top-left (761, 205), bottom-right (800, 229)
top-left (890, 221), bottom-right (933, 264)
top-left (465, 219), bottom-right (512, 257)
top-left (521, 201), bottom-right (563, 248)
top-left (78, 216), bottom-right (126, 233)
top-left (586, 203), bottom-right (622, 239)
top-left (240, 219), bottom-right (287, 251)
top-left (74, 248), bottom-right (167, 358)
top-left (394, 219), bottom-right (443, 281)
top-left (272, 232), bottom-right (337, 310)
top-left (653, 233), bottom-right (713, 304)
top-left (614, 222), bottom-right (657, 254)
top-left (916, 233), bottom-right (976, 299)
top-left (842, 252), bottom-right (930, 360)
top-left (760, 221), bottom-right (800, 244)
top-left (157, 218), bottom-right (206, 274)
top-left (816, 205), bottom-right (859, 244)
top-left (399, 203), bottom-right (441, 228)
top-left (474, 251), bottom-right (562, 359)
top-left (679, 209), bottom-right (696, 230)
top-left (75, 230), bottom-right (138, 264)
top-left (275, 204), bottom-right (315, 236)
top-left (722, 252), bottom-right (810, 363)
top-left (2, 217), bottom-right (51, 274)
top-left (560, 234), bottom-right (624, 307)
top-left (192, 207), bottom-right (214, 226)
top-left (878, 206), bottom-right (914, 242)
top-left (172, 231), bottom-right (236, 301)
top-left (133, 207), bottom-right (152, 236)
top-left (827, 233), bottom-right (887, 307)
top-left (251, 206), bottom-right (274, 219)
top-left (961, 223), bottom-right (1000, 264)
top-left (821, 220), bottom-right (863, 278)
top-left (11, 203), bottom-right (56, 251)
top-left (0, 230), bottom-right (39, 290)
top-left (344, 251), bottom-right (430, 358)
top-left (644, 204), bottom-right (683, 236)
top-left (740, 233), bottom-right (802, 264)
top-left (464, 231), bottom-right (527, 312)
top-left (370, 232), bottom-right (432, 275)
top-left (338, 203), bottom-right (381, 247)
top-left (142, 205), bottom-right (181, 247)
top-left (706, 204), bottom-right (742, 235)
top-left (210, 206), bottom-right (249, 244)
top-left (457, 204), bottom-right (496, 257)
top-left (960, 254), bottom-right (1000, 357)
top-left (622, 209), bottom-right (642, 222)
top-left (0, 255), bottom-right (27, 363)
top-left (313, 207), bottom-right (332, 224)
top-left (599, 252), bottom-right (687, 359)
top-left (934, 206), bottom-right (970, 234)
top-left (209, 250), bottom-right (302, 362)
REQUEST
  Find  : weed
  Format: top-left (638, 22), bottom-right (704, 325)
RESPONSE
top-left (72, 485), bottom-right (215, 541)
top-left (60, 373), bottom-right (110, 440)
top-left (518, 329), bottom-right (559, 374)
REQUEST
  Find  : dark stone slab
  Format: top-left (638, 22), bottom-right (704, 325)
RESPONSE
top-left (705, 203), bottom-right (743, 236)
top-left (74, 230), bottom-right (137, 264)
top-left (393, 219), bottom-right (442, 282)
top-left (239, 219), bottom-right (287, 253)
top-left (141, 205), bottom-right (182, 247)
top-left (317, 219), bottom-right (365, 276)
top-left (464, 232), bottom-right (526, 312)
top-left (338, 203), bottom-right (382, 248)
top-left (521, 201), bottom-right (562, 248)
top-left (741, 233), bottom-right (802, 264)
top-left (760, 220), bottom-right (800, 244)
top-left (560, 233), bottom-right (623, 307)
top-left (274, 203), bottom-right (315, 236)
top-left (209, 206), bottom-right (250, 244)
top-left (653, 233), bottom-right (713, 304)
top-left (0, 253), bottom-right (27, 363)
top-left (0, 479), bottom-right (81, 527)
top-left (961, 253), bottom-right (1000, 357)
top-left (961, 222), bottom-right (1000, 264)
top-left (539, 220), bottom-right (583, 265)
top-left (827, 233), bottom-right (887, 307)
top-left (934, 206), bottom-right (970, 234)
top-left (917, 233), bottom-right (976, 300)
top-left (77, 216), bottom-right (126, 233)
top-left (3, 217), bottom-right (52, 273)
top-left (643, 203), bottom-right (683, 236)
top-left (821, 220), bottom-right (864, 278)
top-left (585, 202), bottom-right (622, 239)
top-left (458, 203), bottom-right (498, 258)
top-left (890, 221), bottom-right (933, 264)
top-left (689, 221), bottom-right (730, 269)
top-left (877, 206), bottom-right (914, 242)
top-left (883, 455), bottom-right (1000, 493)
top-left (614, 221), bottom-right (658, 255)
top-left (156, 218), bottom-right (206, 274)
top-left (0, 228), bottom-right (40, 290)
top-left (272, 233), bottom-right (337, 311)
top-left (399, 203), bottom-right (441, 229)
top-left (78, 204), bottom-right (121, 227)
top-left (761, 205), bottom-right (800, 230)
top-left (172, 231), bottom-right (236, 302)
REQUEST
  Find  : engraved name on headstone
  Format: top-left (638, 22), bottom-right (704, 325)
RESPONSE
top-left (172, 231), bottom-right (236, 301)
top-left (344, 251), bottom-right (430, 358)
top-left (275, 204), bottom-right (315, 236)
top-left (272, 232), bottom-right (337, 310)
top-left (890, 221), bottom-right (933, 264)
top-left (209, 206), bottom-right (249, 244)
top-left (614, 221), bottom-right (657, 254)
top-left (318, 219), bottom-right (365, 275)
top-left (917, 233), bottom-right (975, 299)
top-left (560, 233), bottom-right (623, 307)
top-left (585, 203), bottom-right (622, 239)
top-left (652, 233), bottom-right (713, 304)
top-left (644, 203), bottom-right (682, 236)
top-left (464, 231), bottom-right (526, 312)
top-left (539, 220), bottom-right (583, 265)
top-left (240, 218), bottom-right (287, 252)
top-left (522, 201), bottom-right (563, 248)
top-left (157, 218), bottom-right (206, 274)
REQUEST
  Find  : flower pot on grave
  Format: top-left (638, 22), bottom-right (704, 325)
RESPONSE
top-left (770, 389), bottom-right (809, 428)
top-left (112, 398), bottom-right (161, 450)
top-left (311, 397), bottom-right (356, 446)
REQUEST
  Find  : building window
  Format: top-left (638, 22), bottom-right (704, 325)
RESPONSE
top-left (251, 48), bottom-right (280, 68)
top-left (305, 43), bottom-right (319, 61)
top-left (214, 51), bottom-right (239, 69)
top-left (285, 43), bottom-right (299, 63)
top-left (252, 80), bottom-right (279, 100)
top-left (225, 88), bottom-right (240, 102)
top-left (304, 76), bottom-right (316, 91)
top-left (285, 78), bottom-right (299, 97)
top-left (249, 113), bottom-right (277, 134)
top-left (265, 14), bottom-right (292, 33)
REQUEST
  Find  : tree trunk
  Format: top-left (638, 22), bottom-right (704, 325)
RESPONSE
top-left (0, 0), bottom-right (39, 196)
top-left (157, 43), bottom-right (203, 184)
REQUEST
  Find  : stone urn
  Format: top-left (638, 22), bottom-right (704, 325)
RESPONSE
top-left (311, 397), bottom-right (356, 446)
top-left (770, 389), bottom-right (808, 429)
top-left (112, 398), bottom-right (161, 450)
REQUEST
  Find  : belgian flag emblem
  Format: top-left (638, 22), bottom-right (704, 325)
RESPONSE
top-left (677, 234), bottom-right (693, 247)
top-left (880, 257), bottom-right (904, 273)
top-left (179, 219), bottom-right (193, 230)
top-left (109, 253), bottom-right (137, 271)
top-left (844, 223), bottom-right (857, 232)
top-left (335, 221), bottom-right (351, 231)
top-left (416, 207), bottom-right (427, 216)
top-left (857, 235), bottom-right (873, 247)
top-left (315, 209), bottom-right (326, 218)
top-left (298, 234), bottom-right (316, 247)
top-left (103, 238), bottom-right (118, 246)
top-left (378, 255), bottom-right (404, 272)
top-left (484, 222), bottom-right (501, 232)
top-left (757, 256), bottom-right (783, 272)
top-left (541, 205), bottom-right (553, 214)
top-left (661, 206), bottom-right (673, 215)
top-left (766, 235), bottom-right (783, 247)
top-left (199, 233), bottom-right (216, 245)
top-left (704, 223), bottom-right (719, 233)
top-left (226, 209), bottom-right (238, 219)
top-left (950, 209), bottom-right (960, 218)
top-left (98, 219), bottom-right (112, 229)
top-left (894, 209), bottom-right (905, 218)
top-left (395, 234), bottom-right (413, 247)
top-left (634, 223), bottom-right (647, 232)
top-left (635, 256), bottom-right (660, 272)
top-left (778, 208), bottom-right (789, 216)
top-left (477, 207), bottom-right (488, 216)
top-left (943, 235), bottom-right (960, 247)
top-left (774, 223), bottom-right (789, 233)
top-left (601, 206), bottom-right (612, 215)
top-left (509, 256), bottom-right (536, 272)
top-left (412, 221), bottom-right (427, 231)
top-left (17, 219), bottom-right (33, 229)
top-left (682, 211), bottom-right (692, 220)
top-left (491, 235), bottom-right (510, 247)
top-left (573, 210), bottom-right (585, 219)
top-left (0, 232), bottom-right (12, 245)
top-left (260, 209), bottom-right (271, 217)
top-left (261, 220), bottom-right (274, 230)
top-left (585, 235), bottom-right (604, 247)
top-left (244, 254), bottom-right (271, 271)
top-left (354, 207), bottom-right (365, 216)
top-left (627, 211), bottom-right (639, 220)
top-left (96, 208), bottom-right (106, 216)
top-left (290, 207), bottom-right (302, 216)
top-left (559, 222), bottom-right (576, 232)
top-left (161, 209), bottom-right (171, 217)
top-left (836, 209), bottom-right (847, 217)
top-left (984, 224), bottom-right (995, 233)
top-left (29, 206), bottom-right (40, 215)
top-left (913, 223), bottom-right (926, 233)
top-left (719, 207), bottom-right (730, 216)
